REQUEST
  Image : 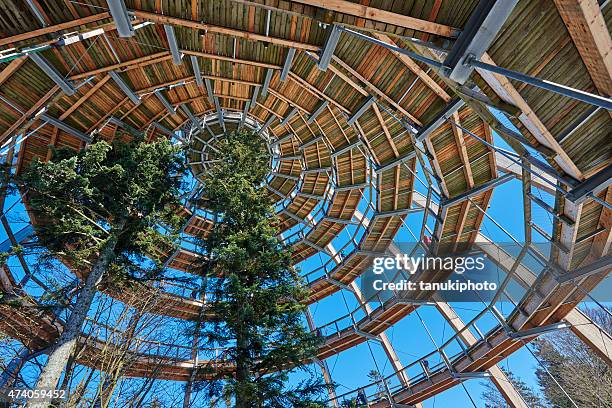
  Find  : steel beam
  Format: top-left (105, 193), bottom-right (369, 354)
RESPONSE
top-left (29, 53), bottom-right (75, 96)
top-left (106, 0), bottom-right (134, 37)
top-left (296, 192), bottom-right (324, 200)
top-left (274, 133), bottom-right (294, 145)
top-left (302, 167), bottom-right (331, 174)
top-left (331, 140), bottom-right (362, 158)
top-left (280, 107), bottom-right (298, 127)
top-left (444, 0), bottom-right (519, 83)
top-left (299, 135), bottom-right (324, 150)
top-left (373, 208), bottom-right (421, 218)
top-left (469, 57), bottom-right (612, 109)
top-left (270, 172), bottom-right (298, 181)
top-left (40, 114), bottom-right (91, 143)
top-left (164, 24), bottom-right (182, 65)
top-left (213, 96), bottom-right (224, 130)
top-left (318, 24), bottom-right (342, 71)
top-left (440, 173), bottom-right (513, 208)
top-left (280, 48), bottom-right (296, 81)
top-left (152, 121), bottom-right (173, 136)
top-left (565, 164), bottom-right (612, 204)
top-left (190, 55), bottom-right (203, 87)
top-left (307, 100), bottom-right (328, 124)
top-left (335, 182), bottom-right (369, 192)
top-left (259, 115), bottom-right (276, 134)
top-left (375, 152), bottom-right (416, 174)
top-left (261, 68), bottom-right (273, 96)
top-left (108, 70), bottom-right (140, 105)
top-left (347, 96), bottom-right (375, 126)
top-left (509, 322), bottom-right (570, 339)
top-left (25, 0), bottom-right (47, 27)
top-left (250, 85), bottom-right (260, 107)
top-left (155, 90), bottom-right (176, 115)
top-left (556, 253), bottom-right (612, 284)
top-left (204, 78), bottom-right (215, 103)
top-left (416, 98), bottom-right (464, 142)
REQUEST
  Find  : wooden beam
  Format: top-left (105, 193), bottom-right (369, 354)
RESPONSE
top-left (372, 104), bottom-right (399, 157)
top-left (60, 76), bottom-right (110, 120)
top-left (451, 112), bottom-right (474, 189)
top-left (553, 0), bottom-right (612, 97)
top-left (44, 76), bottom-right (111, 160)
top-left (69, 52), bottom-right (172, 80)
top-left (332, 55), bottom-right (422, 125)
top-left (478, 53), bottom-right (583, 181)
top-left (424, 137), bottom-right (450, 198)
top-left (183, 50), bottom-right (282, 69)
top-left (0, 12), bottom-right (110, 47)
top-left (0, 58), bottom-right (26, 88)
top-left (70, 50), bottom-right (279, 83)
top-left (0, 86), bottom-right (60, 145)
top-left (289, 0), bottom-right (457, 38)
top-left (287, 72), bottom-right (351, 114)
top-left (565, 308), bottom-right (612, 366)
top-left (453, 200), bottom-right (470, 252)
top-left (372, 33), bottom-right (451, 102)
top-left (132, 10), bottom-right (319, 51)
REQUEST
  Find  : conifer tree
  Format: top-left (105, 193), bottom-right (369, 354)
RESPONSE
top-left (16, 134), bottom-right (185, 406)
top-left (480, 367), bottom-right (545, 408)
top-left (196, 129), bottom-right (325, 407)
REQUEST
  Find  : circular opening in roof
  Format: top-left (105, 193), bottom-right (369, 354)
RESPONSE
top-left (185, 111), bottom-right (279, 185)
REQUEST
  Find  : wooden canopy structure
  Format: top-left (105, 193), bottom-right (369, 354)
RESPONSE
top-left (0, 0), bottom-right (610, 406)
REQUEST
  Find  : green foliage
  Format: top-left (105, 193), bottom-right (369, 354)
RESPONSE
top-left (481, 307), bottom-right (612, 408)
top-left (18, 135), bottom-right (186, 273)
top-left (196, 129), bottom-right (326, 407)
top-left (480, 367), bottom-right (546, 408)
top-left (533, 307), bottom-right (612, 407)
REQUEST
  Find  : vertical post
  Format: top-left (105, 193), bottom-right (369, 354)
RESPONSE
top-left (521, 158), bottom-right (532, 244)
top-left (304, 307), bottom-right (339, 407)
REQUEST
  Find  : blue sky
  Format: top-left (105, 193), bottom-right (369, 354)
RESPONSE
top-left (1, 111), bottom-right (607, 407)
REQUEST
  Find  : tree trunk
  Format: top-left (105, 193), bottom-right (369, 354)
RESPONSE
top-left (26, 222), bottom-right (125, 408)
top-left (234, 302), bottom-right (251, 408)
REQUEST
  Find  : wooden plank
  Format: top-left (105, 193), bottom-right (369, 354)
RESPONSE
top-left (553, 0), bottom-right (612, 97)
top-left (60, 76), bottom-right (110, 120)
top-left (183, 50), bottom-right (282, 69)
top-left (372, 33), bottom-right (451, 102)
top-left (478, 53), bottom-right (583, 181)
top-left (425, 137), bottom-right (450, 198)
top-left (565, 308), bottom-right (612, 366)
top-left (0, 58), bottom-right (26, 88)
top-left (0, 86), bottom-right (60, 145)
top-left (372, 104), bottom-right (399, 157)
top-left (331, 56), bottom-right (422, 125)
top-left (289, 0), bottom-right (457, 38)
top-left (451, 112), bottom-right (474, 189)
top-left (132, 10), bottom-right (319, 51)
top-left (69, 52), bottom-right (172, 80)
top-left (0, 13), bottom-right (110, 47)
